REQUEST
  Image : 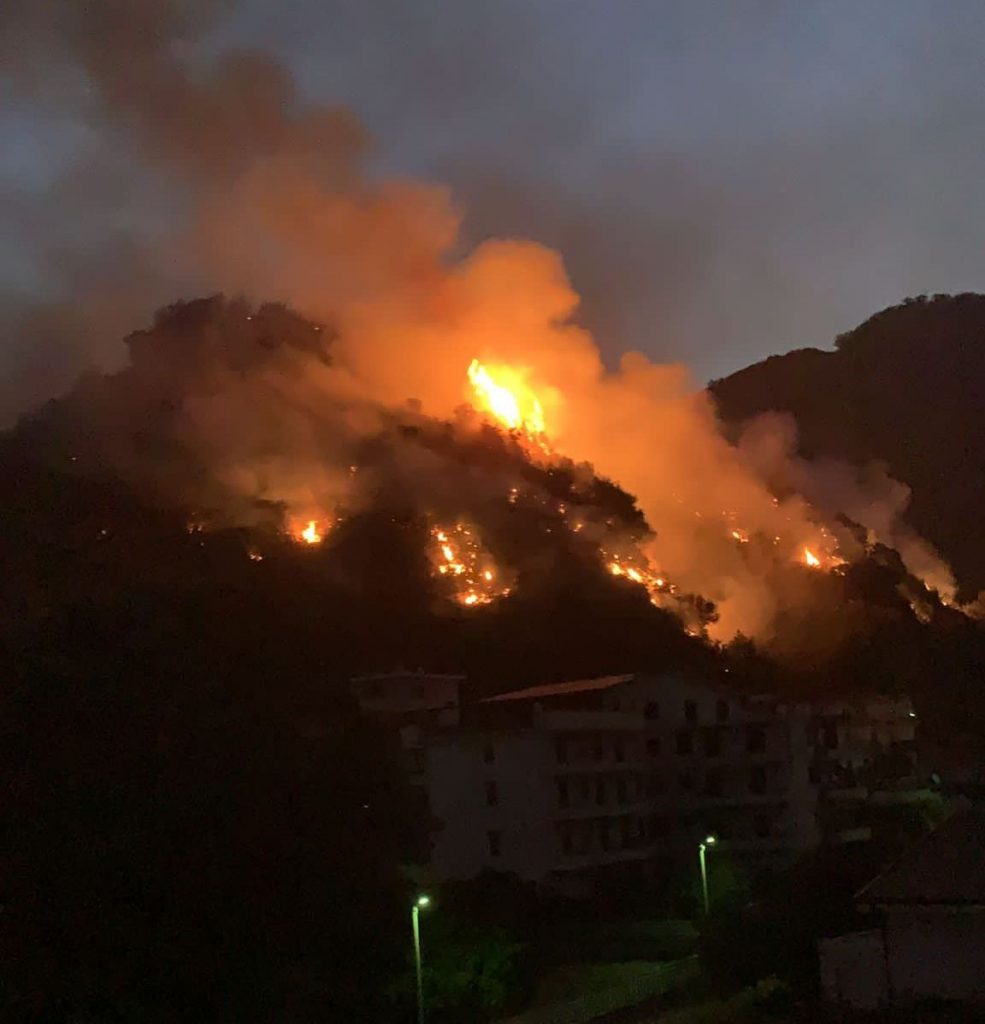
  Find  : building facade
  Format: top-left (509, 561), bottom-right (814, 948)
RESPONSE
top-left (352, 670), bottom-right (924, 885)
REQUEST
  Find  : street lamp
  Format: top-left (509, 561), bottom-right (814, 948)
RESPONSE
top-left (411, 894), bottom-right (431, 1024)
top-left (698, 835), bottom-right (717, 915)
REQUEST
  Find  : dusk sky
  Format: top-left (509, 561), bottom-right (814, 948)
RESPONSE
top-left (4, 0), bottom-right (985, 392)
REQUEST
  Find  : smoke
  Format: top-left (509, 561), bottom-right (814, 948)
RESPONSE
top-left (0, 0), bottom-right (958, 643)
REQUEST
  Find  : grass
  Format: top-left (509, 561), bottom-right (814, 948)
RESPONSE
top-left (498, 956), bottom-right (698, 1024)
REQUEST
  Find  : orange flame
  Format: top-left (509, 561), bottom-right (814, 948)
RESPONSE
top-left (300, 520), bottom-right (323, 545)
top-left (467, 359), bottom-right (545, 436)
top-left (430, 521), bottom-right (511, 606)
top-left (803, 547), bottom-right (821, 568)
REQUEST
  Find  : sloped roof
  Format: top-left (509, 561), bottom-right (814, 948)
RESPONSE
top-left (858, 806), bottom-right (985, 906)
top-left (480, 674), bottom-right (635, 704)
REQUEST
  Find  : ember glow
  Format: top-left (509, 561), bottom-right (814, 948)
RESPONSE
top-left (429, 522), bottom-right (512, 607)
top-left (606, 552), bottom-right (673, 606)
top-left (467, 359), bottom-right (546, 437)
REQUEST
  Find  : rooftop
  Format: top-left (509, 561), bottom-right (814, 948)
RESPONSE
top-left (480, 674), bottom-right (635, 704)
top-left (858, 805), bottom-right (985, 907)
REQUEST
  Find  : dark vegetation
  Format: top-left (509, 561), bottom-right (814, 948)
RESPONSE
top-left (2, 294), bottom-right (985, 1018)
top-left (711, 292), bottom-right (985, 599)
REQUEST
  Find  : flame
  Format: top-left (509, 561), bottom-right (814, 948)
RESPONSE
top-left (429, 521), bottom-right (511, 607)
top-left (467, 359), bottom-right (545, 436)
top-left (803, 547), bottom-right (821, 568)
top-left (606, 552), bottom-right (673, 606)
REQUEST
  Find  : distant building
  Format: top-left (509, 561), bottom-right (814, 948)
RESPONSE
top-left (822, 805), bottom-right (985, 1008)
top-left (350, 670), bottom-right (464, 787)
top-left (808, 697), bottom-right (934, 847)
top-left (350, 669), bottom-right (929, 886)
top-left (426, 672), bottom-right (820, 883)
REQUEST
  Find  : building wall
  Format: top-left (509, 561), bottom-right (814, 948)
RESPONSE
top-left (427, 730), bottom-right (557, 880)
top-left (819, 930), bottom-right (889, 1009)
top-left (350, 671), bottom-right (462, 720)
top-left (886, 908), bottom-right (985, 1004)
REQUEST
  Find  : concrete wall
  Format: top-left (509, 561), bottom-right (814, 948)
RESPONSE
top-left (819, 930), bottom-right (888, 1010)
top-left (886, 908), bottom-right (985, 1004)
top-left (427, 730), bottom-right (556, 880)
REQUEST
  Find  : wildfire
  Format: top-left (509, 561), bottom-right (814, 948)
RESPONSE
top-left (429, 522), bottom-right (511, 607)
top-left (606, 552), bottom-right (672, 605)
top-left (802, 547), bottom-right (821, 568)
top-left (467, 359), bottom-right (545, 437)
top-left (288, 517), bottom-right (331, 545)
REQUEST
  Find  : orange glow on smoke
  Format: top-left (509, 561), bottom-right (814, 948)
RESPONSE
top-left (467, 359), bottom-right (545, 436)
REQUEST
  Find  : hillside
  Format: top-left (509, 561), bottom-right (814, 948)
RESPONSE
top-left (710, 293), bottom-right (985, 599)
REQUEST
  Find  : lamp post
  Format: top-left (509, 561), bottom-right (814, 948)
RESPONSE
top-left (411, 894), bottom-right (430, 1024)
top-left (698, 835), bottom-right (717, 915)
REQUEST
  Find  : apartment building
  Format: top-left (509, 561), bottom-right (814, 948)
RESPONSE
top-left (350, 670), bottom-right (464, 786)
top-left (351, 669), bottom-right (925, 884)
top-left (426, 673), bottom-right (820, 882)
top-left (808, 697), bottom-right (934, 846)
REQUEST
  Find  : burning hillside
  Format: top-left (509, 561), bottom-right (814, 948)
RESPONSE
top-left (7, 292), bottom-right (964, 658)
top-left (0, 0), bottom-right (967, 652)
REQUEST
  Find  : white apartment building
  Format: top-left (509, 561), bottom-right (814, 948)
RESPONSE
top-left (351, 670), bottom-right (922, 885)
top-left (426, 673), bottom-right (820, 883)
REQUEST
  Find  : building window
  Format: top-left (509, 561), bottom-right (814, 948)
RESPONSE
top-left (579, 776), bottom-right (591, 801)
top-left (599, 824), bottom-right (610, 851)
top-left (595, 778), bottom-right (606, 806)
top-left (485, 781), bottom-right (499, 806)
top-left (716, 699), bottom-right (730, 722)
top-left (647, 814), bottom-right (668, 838)
top-left (646, 771), bottom-right (664, 796)
top-left (556, 778), bottom-right (570, 809)
top-left (593, 737), bottom-right (604, 761)
top-left (487, 830), bottom-right (502, 856)
top-left (823, 723), bottom-right (839, 749)
top-left (645, 700), bottom-right (660, 720)
top-left (613, 738), bottom-right (625, 763)
top-left (646, 737), bottom-right (661, 758)
top-left (749, 764), bottom-right (767, 795)
top-left (704, 769), bottom-right (724, 797)
top-left (679, 772), bottom-right (694, 791)
top-left (753, 815), bottom-right (771, 839)
top-left (676, 730), bottom-right (694, 756)
top-left (746, 725), bottom-right (766, 755)
top-left (616, 778), bottom-right (627, 804)
top-left (702, 728), bottom-right (722, 758)
top-left (416, 684), bottom-right (426, 698)
top-left (684, 700), bottom-right (698, 724)
top-left (562, 830), bottom-right (574, 856)
top-left (555, 737), bottom-right (568, 764)
top-left (483, 741), bottom-right (495, 764)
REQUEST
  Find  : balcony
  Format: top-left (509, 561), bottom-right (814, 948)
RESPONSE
top-left (538, 709), bottom-right (644, 732)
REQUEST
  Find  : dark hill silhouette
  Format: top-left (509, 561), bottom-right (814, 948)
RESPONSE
top-left (710, 293), bottom-right (985, 599)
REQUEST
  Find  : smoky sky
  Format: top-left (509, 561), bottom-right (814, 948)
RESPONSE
top-left (4, 0), bottom-right (985, 406)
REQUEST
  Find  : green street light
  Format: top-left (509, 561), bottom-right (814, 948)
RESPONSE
top-left (698, 836), bottom-right (717, 915)
top-left (411, 895), bottom-right (431, 1024)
